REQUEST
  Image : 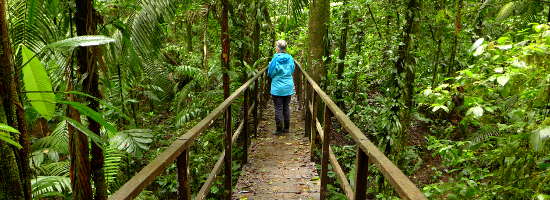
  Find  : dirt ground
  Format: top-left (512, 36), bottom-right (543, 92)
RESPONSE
top-left (233, 98), bottom-right (320, 200)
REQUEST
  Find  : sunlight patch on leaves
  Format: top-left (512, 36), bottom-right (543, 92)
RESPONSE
top-left (46, 35), bottom-right (115, 50)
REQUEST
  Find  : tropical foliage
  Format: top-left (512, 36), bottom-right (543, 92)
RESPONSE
top-left (0, 0), bottom-right (548, 199)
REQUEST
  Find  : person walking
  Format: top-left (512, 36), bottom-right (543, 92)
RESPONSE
top-left (268, 40), bottom-right (295, 135)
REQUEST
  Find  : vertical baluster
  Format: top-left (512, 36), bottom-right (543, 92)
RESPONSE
top-left (242, 88), bottom-right (249, 164)
top-left (177, 150), bottom-right (191, 200)
top-left (310, 90), bottom-right (317, 160)
top-left (223, 106), bottom-right (232, 200)
top-left (253, 79), bottom-right (259, 137)
top-left (320, 105), bottom-right (332, 200)
top-left (354, 149), bottom-right (369, 200)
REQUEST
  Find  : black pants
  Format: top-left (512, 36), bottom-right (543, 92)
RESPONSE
top-left (272, 95), bottom-right (291, 131)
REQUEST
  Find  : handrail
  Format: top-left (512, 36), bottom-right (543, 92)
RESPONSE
top-left (295, 61), bottom-right (427, 200)
top-left (109, 67), bottom-right (268, 200)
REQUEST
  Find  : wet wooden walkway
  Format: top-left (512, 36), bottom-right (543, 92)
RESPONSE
top-left (233, 99), bottom-right (320, 200)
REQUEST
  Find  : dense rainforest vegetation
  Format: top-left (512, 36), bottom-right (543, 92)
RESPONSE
top-left (0, 0), bottom-right (548, 199)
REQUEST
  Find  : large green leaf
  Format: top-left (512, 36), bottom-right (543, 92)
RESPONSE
top-left (59, 101), bottom-right (117, 134)
top-left (46, 35), bottom-right (115, 50)
top-left (21, 45), bottom-right (56, 120)
top-left (62, 116), bottom-right (106, 149)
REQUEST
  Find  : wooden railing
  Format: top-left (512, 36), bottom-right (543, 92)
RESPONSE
top-left (109, 67), bottom-right (270, 200)
top-left (295, 61), bottom-right (427, 200)
top-left (110, 60), bottom-right (426, 200)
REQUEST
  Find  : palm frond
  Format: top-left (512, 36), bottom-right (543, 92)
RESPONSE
top-left (110, 129), bottom-right (153, 155)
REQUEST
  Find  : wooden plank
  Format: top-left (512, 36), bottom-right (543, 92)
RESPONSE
top-left (320, 106), bottom-right (331, 200)
top-left (354, 148), bottom-right (369, 200)
top-left (176, 150), bottom-right (191, 200)
top-left (109, 68), bottom-right (267, 200)
top-left (315, 119), bottom-right (354, 199)
top-left (297, 62), bottom-right (426, 200)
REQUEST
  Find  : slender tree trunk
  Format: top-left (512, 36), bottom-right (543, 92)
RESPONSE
top-left (448, 0), bottom-right (463, 76)
top-left (0, 1), bottom-right (26, 199)
top-left (66, 73), bottom-right (93, 199)
top-left (75, 0), bottom-right (106, 199)
top-left (308, 0), bottom-right (330, 83)
top-left (395, 0), bottom-right (418, 114)
top-left (335, 0), bottom-right (350, 109)
top-left (252, 0), bottom-right (261, 64)
top-left (186, 21), bottom-right (193, 52)
top-left (262, 6), bottom-right (276, 54)
top-left (220, 0), bottom-right (232, 199)
top-left (202, 9), bottom-right (209, 69)
top-left (367, 5), bottom-right (383, 40)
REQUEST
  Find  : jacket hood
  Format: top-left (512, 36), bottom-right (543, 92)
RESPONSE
top-left (275, 53), bottom-right (292, 64)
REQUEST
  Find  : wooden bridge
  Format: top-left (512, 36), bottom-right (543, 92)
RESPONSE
top-left (108, 62), bottom-right (427, 200)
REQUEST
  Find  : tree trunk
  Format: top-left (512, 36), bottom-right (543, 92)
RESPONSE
top-left (220, 0), bottom-right (232, 199)
top-left (75, 0), bottom-right (106, 199)
top-left (66, 74), bottom-right (93, 199)
top-left (186, 21), bottom-right (193, 52)
top-left (395, 0), bottom-right (418, 114)
top-left (202, 9), bottom-right (209, 69)
top-left (308, 0), bottom-right (330, 83)
top-left (335, 0), bottom-right (349, 109)
top-left (262, 6), bottom-right (276, 55)
top-left (448, 0), bottom-right (463, 76)
top-left (0, 1), bottom-right (30, 199)
top-left (252, 0), bottom-right (260, 64)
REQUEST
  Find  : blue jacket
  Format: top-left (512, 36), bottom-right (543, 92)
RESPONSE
top-left (268, 53), bottom-right (295, 96)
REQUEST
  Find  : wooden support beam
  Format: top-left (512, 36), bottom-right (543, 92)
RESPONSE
top-left (176, 150), bottom-right (191, 200)
top-left (320, 105), bottom-right (331, 200)
top-left (354, 149), bottom-right (369, 200)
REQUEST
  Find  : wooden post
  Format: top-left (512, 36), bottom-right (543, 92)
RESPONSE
top-left (320, 105), bottom-right (332, 200)
top-left (310, 90), bottom-right (318, 160)
top-left (242, 88), bottom-right (249, 164)
top-left (176, 150), bottom-right (191, 200)
top-left (353, 149), bottom-right (369, 200)
top-left (295, 63), bottom-right (302, 109)
top-left (223, 107), bottom-right (232, 200)
top-left (304, 83), bottom-right (311, 138)
top-left (253, 79), bottom-right (259, 137)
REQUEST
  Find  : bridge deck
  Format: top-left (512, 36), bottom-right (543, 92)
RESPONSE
top-left (234, 99), bottom-right (320, 200)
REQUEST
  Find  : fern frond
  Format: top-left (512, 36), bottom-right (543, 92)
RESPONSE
top-left (36, 161), bottom-right (70, 176)
top-left (31, 176), bottom-right (71, 198)
top-left (175, 107), bottom-right (206, 127)
top-left (31, 120), bottom-right (69, 154)
top-left (104, 147), bottom-right (124, 186)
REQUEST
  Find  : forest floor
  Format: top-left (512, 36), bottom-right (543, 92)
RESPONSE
top-left (233, 98), bottom-right (320, 200)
